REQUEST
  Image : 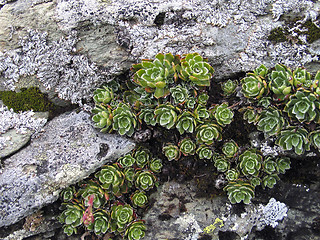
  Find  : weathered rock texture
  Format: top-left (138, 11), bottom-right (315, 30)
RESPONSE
top-left (143, 180), bottom-right (320, 240)
top-left (0, 0), bottom-right (319, 105)
top-left (0, 110), bottom-right (135, 227)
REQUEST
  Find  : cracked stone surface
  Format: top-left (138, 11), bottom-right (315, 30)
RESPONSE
top-left (0, 110), bottom-right (135, 227)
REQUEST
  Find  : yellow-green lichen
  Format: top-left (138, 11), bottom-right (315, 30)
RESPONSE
top-left (0, 87), bottom-right (54, 112)
top-left (203, 218), bottom-right (224, 234)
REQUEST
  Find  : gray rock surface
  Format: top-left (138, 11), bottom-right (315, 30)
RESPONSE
top-left (0, 107), bottom-right (49, 159)
top-left (143, 180), bottom-right (320, 240)
top-left (0, 0), bottom-right (319, 105)
top-left (0, 110), bottom-right (135, 227)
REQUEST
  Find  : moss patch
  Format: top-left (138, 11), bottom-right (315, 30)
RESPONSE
top-left (0, 87), bottom-right (54, 112)
top-left (268, 20), bottom-right (320, 45)
top-left (301, 20), bottom-right (320, 43)
top-left (267, 27), bottom-right (289, 43)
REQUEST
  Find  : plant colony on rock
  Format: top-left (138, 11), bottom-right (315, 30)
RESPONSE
top-left (59, 148), bottom-right (161, 239)
top-left (60, 53), bottom-right (320, 238)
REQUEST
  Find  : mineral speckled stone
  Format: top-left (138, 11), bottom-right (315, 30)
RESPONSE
top-left (0, 110), bottom-right (135, 227)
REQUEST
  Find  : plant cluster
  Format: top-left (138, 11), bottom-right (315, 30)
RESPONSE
top-left (210, 141), bottom-right (290, 204)
top-left (59, 147), bottom-right (161, 239)
top-left (73, 54), bottom-right (320, 238)
top-left (240, 64), bottom-right (320, 155)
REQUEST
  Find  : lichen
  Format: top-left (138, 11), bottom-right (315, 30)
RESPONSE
top-left (0, 87), bottom-right (54, 113)
top-left (0, 29), bottom-right (105, 104)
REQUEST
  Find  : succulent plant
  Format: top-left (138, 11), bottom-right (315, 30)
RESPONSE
top-left (134, 149), bottom-right (150, 169)
top-left (253, 64), bottom-right (268, 78)
top-left (132, 53), bottom-right (178, 98)
top-left (59, 203), bottom-right (84, 235)
top-left (124, 220), bottom-right (146, 240)
top-left (268, 64), bottom-right (293, 101)
top-left (293, 67), bottom-right (312, 88)
top-left (162, 144), bottom-right (181, 161)
top-left (276, 127), bottom-right (310, 155)
top-left (179, 138), bottom-right (196, 156)
top-left (221, 79), bottom-right (238, 96)
top-left (257, 107), bottom-right (286, 136)
top-left (196, 145), bottom-right (213, 160)
top-left (62, 225), bottom-right (78, 236)
top-left (131, 191), bottom-right (148, 208)
top-left (170, 85), bottom-right (189, 105)
top-left (238, 149), bottom-right (262, 177)
top-left (123, 167), bottom-right (136, 183)
top-left (241, 107), bottom-right (259, 124)
top-left (194, 105), bottom-right (210, 121)
top-left (197, 92), bottom-right (209, 105)
top-left (112, 103), bottom-right (137, 137)
top-left (117, 154), bottom-right (136, 168)
top-left (223, 180), bottom-right (255, 204)
top-left (186, 98), bottom-right (197, 109)
top-left (176, 111), bottom-right (197, 134)
top-left (179, 53), bottom-right (214, 86)
top-left (262, 157), bottom-right (279, 175)
top-left (309, 129), bottom-right (320, 150)
top-left (95, 164), bottom-right (125, 196)
top-left (138, 108), bottom-right (157, 126)
top-left (250, 177), bottom-right (261, 187)
top-left (93, 86), bottom-right (114, 104)
top-left (195, 123), bottom-right (222, 145)
top-left (262, 174), bottom-right (280, 189)
top-left (214, 156), bottom-right (230, 172)
top-left (154, 103), bottom-right (179, 129)
top-left (134, 170), bottom-right (157, 191)
top-left (311, 70), bottom-right (320, 97)
top-left (241, 73), bottom-right (267, 99)
top-left (92, 105), bottom-right (113, 132)
top-left (257, 97), bottom-right (272, 108)
top-left (211, 103), bottom-right (234, 127)
top-left (222, 140), bottom-right (239, 158)
top-left (87, 209), bottom-right (110, 235)
top-left (60, 186), bottom-right (75, 202)
top-left (110, 204), bottom-right (135, 233)
top-left (79, 181), bottom-right (106, 208)
top-left (276, 157), bottom-right (291, 174)
top-left (225, 168), bottom-right (240, 181)
top-left (284, 91), bottom-right (320, 123)
top-left (149, 158), bottom-right (163, 173)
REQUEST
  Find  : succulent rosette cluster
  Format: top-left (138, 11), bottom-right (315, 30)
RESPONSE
top-left (284, 91), bottom-right (320, 123)
top-left (276, 127), bottom-right (310, 155)
top-left (179, 53), bottom-right (214, 86)
top-left (241, 73), bottom-right (267, 100)
top-left (224, 180), bottom-right (255, 204)
top-left (59, 148), bottom-right (161, 238)
top-left (221, 79), bottom-right (238, 96)
top-left (132, 53), bottom-right (178, 98)
top-left (257, 107), bottom-right (286, 136)
top-left (211, 102), bottom-right (234, 127)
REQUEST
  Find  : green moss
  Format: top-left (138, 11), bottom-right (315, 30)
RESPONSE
top-left (301, 20), bottom-right (320, 43)
top-left (267, 27), bottom-right (289, 43)
top-left (0, 87), bottom-right (54, 112)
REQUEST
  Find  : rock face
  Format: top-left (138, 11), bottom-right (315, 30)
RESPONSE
top-left (0, 0), bottom-right (319, 105)
top-left (143, 180), bottom-right (320, 240)
top-left (0, 0), bottom-right (320, 239)
top-left (0, 110), bottom-right (135, 227)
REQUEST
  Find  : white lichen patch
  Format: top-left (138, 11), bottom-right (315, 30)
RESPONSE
top-left (0, 30), bottom-right (105, 104)
top-left (0, 106), bottom-right (47, 136)
top-left (175, 213), bottom-right (202, 240)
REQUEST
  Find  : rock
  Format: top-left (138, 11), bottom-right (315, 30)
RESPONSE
top-left (0, 110), bottom-right (135, 227)
top-left (0, 107), bottom-right (49, 159)
top-left (143, 179), bottom-right (320, 240)
top-left (1, 0), bottom-right (320, 105)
